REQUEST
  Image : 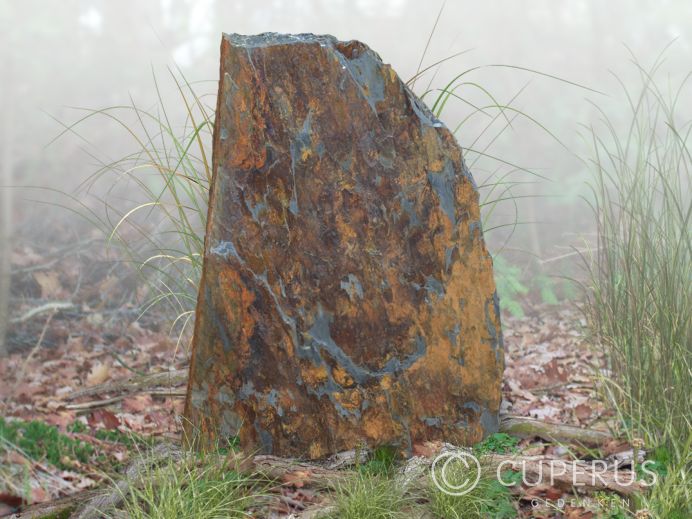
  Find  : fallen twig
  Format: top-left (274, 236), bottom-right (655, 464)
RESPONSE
top-left (63, 389), bottom-right (186, 411)
top-left (530, 382), bottom-right (595, 395)
top-left (64, 369), bottom-right (188, 401)
top-left (147, 388), bottom-right (187, 397)
top-left (64, 396), bottom-right (129, 412)
top-left (500, 415), bottom-right (612, 446)
top-left (10, 301), bottom-right (75, 325)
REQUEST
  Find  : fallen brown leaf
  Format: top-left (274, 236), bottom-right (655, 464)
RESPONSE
top-left (86, 363), bottom-right (110, 386)
top-left (30, 487), bottom-right (49, 504)
top-left (574, 404), bottom-right (592, 421)
top-left (122, 394), bottom-right (154, 413)
top-left (88, 409), bottom-right (120, 430)
top-left (282, 470), bottom-right (312, 488)
top-left (43, 410), bottom-right (77, 429)
top-left (565, 506), bottom-right (594, 519)
top-left (545, 486), bottom-right (563, 499)
top-left (33, 271), bottom-right (63, 298)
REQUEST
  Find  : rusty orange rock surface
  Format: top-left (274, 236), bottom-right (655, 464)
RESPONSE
top-left (184, 33), bottom-right (504, 458)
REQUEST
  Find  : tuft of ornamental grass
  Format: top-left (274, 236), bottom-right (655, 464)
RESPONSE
top-left (320, 471), bottom-right (417, 519)
top-left (53, 68), bottom-right (214, 343)
top-left (104, 447), bottom-right (270, 519)
top-left (414, 62), bottom-right (579, 249)
top-left (426, 458), bottom-right (516, 519)
top-left (583, 50), bottom-right (691, 518)
top-left (57, 58), bottom-right (582, 332)
top-left (634, 438), bottom-right (692, 519)
top-left (53, 6), bottom-right (591, 328)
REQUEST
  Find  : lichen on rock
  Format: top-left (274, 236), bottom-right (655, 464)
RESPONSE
top-left (184, 32), bottom-right (504, 458)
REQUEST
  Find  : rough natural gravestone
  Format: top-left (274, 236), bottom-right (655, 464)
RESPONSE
top-left (184, 33), bottom-right (504, 459)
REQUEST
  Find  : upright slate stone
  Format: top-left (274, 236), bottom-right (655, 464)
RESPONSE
top-left (184, 33), bottom-right (504, 458)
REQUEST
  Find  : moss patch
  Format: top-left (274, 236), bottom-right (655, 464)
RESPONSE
top-left (0, 417), bottom-right (94, 469)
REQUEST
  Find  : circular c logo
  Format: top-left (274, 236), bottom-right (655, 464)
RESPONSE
top-left (431, 450), bottom-right (482, 496)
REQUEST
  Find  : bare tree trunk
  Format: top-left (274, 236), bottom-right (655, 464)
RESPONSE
top-left (0, 56), bottom-right (13, 357)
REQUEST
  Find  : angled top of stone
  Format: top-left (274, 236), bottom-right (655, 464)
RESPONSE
top-left (224, 32), bottom-right (340, 48)
top-left (222, 32), bottom-right (445, 130)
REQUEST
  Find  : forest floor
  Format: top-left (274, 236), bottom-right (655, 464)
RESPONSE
top-left (0, 236), bottom-right (637, 518)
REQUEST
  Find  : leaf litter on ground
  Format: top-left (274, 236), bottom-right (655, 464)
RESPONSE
top-left (1, 239), bottom-right (638, 518)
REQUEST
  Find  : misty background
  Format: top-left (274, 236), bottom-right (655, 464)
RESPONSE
top-left (2, 0), bottom-right (691, 318)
